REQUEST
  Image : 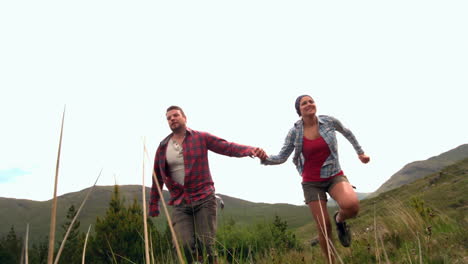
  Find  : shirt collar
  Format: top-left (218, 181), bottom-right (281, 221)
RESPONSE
top-left (161, 127), bottom-right (192, 146)
top-left (294, 115), bottom-right (323, 127)
top-left (317, 115), bottom-right (325, 124)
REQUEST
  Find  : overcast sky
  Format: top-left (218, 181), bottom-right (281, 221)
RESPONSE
top-left (1, 1), bottom-right (467, 205)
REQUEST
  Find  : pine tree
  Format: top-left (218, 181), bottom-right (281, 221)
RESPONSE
top-left (271, 215), bottom-right (300, 251)
top-left (29, 236), bottom-right (49, 264)
top-left (88, 185), bottom-right (149, 263)
top-left (0, 226), bottom-right (22, 264)
top-left (84, 185), bottom-right (174, 263)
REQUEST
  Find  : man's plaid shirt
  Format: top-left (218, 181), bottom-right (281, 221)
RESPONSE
top-left (150, 128), bottom-right (255, 216)
top-left (262, 115), bottom-right (364, 179)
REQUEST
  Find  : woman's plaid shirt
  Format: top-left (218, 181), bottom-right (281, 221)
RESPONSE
top-left (150, 128), bottom-right (255, 216)
top-left (262, 115), bottom-right (364, 179)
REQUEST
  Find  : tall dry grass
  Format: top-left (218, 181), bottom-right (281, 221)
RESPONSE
top-left (348, 197), bottom-right (450, 263)
top-left (143, 143), bottom-right (185, 263)
top-left (141, 140), bottom-right (151, 264)
top-left (54, 170), bottom-right (102, 264)
top-left (82, 225), bottom-right (92, 264)
top-left (47, 107), bottom-right (65, 264)
top-left (24, 223), bottom-right (29, 264)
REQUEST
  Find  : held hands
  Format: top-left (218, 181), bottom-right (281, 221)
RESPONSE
top-left (251, 147), bottom-right (268, 160)
top-left (358, 153), bottom-right (370, 164)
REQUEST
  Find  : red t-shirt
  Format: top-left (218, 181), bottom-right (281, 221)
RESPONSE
top-left (302, 136), bottom-right (343, 182)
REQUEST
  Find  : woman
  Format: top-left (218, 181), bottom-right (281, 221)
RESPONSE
top-left (262, 95), bottom-right (370, 263)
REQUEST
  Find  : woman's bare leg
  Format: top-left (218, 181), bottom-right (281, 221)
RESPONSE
top-left (329, 181), bottom-right (359, 222)
top-left (308, 200), bottom-right (335, 264)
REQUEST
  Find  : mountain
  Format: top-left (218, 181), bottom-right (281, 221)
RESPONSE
top-left (364, 157), bottom-right (468, 214)
top-left (0, 186), bottom-right (311, 243)
top-left (369, 144), bottom-right (468, 198)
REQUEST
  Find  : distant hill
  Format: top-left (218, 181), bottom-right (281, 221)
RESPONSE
top-left (369, 144), bottom-right (468, 198)
top-left (0, 185), bottom-right (311, 243)
top-left (364, 157), bottom-right (468, 214)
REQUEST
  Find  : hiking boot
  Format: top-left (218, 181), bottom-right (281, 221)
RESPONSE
top-left (334, 211), bottom-right (351, 247)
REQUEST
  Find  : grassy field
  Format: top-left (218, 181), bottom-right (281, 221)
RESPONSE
top-left (1, 158), bottom-right (466, 263)
top-left (288, 158), bottom-right (468, 264)
top-left (119, 158), bottom-right (468, 264)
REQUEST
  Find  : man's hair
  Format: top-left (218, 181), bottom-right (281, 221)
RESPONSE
top-left (166, 105), bottom-right (186, 117)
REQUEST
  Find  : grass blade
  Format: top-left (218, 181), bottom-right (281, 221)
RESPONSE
top-left (374, 203), bottom-right (381, 264)
top-left (47, 106), bottom-right (66, 264)
top-left (82, 225), bottom-right (92, 264)
top-left (326, 238), bottom-right (343, 264)
top-left (54, 169), bottom-right (102, 264)
top-left (143, 144), bottom-right (185, 264)
top-left (142, 139), bottom-right (151, 264)
top-left (113, 253), bottom-right (138, 264)
top-left (106, 236), bottom-right (118, 264)
top-left (317, 195), bottom-right (332, 264)
top-left (417, 233), bottom-right (423, 264)
top-left (149, 229), bottom-right (155, 264)
top-left (378, 228), bottom-right (390, 264)
top-left (24, 223), bottom-right (29, 264)
top-left (405, 245), bottom-right (413, 264)
top-left (213, 239), bottom-right (240, 264)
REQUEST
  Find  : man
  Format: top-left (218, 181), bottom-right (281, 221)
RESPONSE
top-left (150, 105), bottom-right (266, 264)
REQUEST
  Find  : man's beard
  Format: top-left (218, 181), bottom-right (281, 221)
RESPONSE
top-left (170, 124), bottom-right (185, 133)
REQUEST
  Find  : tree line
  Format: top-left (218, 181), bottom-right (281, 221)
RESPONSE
top-left (0, 185), bottom-right (301, 263)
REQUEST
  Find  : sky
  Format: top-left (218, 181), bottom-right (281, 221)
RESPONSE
top-left (1, 1), bottom-right (467, 205)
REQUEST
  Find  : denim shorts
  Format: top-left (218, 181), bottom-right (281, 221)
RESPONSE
top-left (301, 175), bottom-right (349, 204)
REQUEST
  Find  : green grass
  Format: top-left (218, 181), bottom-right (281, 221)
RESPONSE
top-left (1, 157), bottom-right (466, 263)
top-left (370, 144), bottom-right (468, 197)
top-left (155, 158), bottom-right (466, 264)
top-left (291, 158), bottom-right (468, 264)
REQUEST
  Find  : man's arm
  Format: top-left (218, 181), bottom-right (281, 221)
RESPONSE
top-left (204, 132), bottom-right (265, 158)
